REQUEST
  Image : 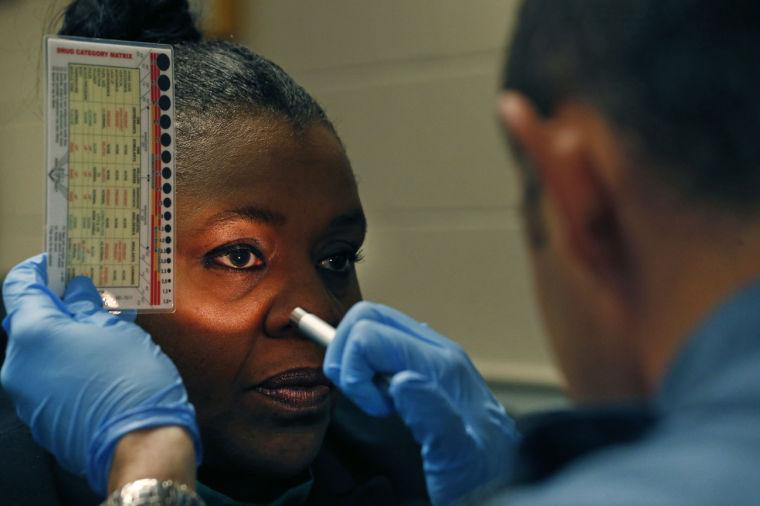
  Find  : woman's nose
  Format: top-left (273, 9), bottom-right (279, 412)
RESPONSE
top-left (262, 263), bottom-right (342, 339)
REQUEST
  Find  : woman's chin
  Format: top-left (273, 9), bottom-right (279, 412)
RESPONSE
top-left (248, 430), bottom-right (326, 477)
top-left (201, 412), bottom-right (330, 479)
top-left (197, 424), bottom-right (326, 503)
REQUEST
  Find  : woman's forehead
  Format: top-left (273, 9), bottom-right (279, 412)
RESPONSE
top-left (210, 118), bottom-right (353, 188)
top-left (177, 118), bottom-right (362, 233)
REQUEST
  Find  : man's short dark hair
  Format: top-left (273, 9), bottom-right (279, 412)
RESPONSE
top-left (504, 0), bottom-right (760, 213)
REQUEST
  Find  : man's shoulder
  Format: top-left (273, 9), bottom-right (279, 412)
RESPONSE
top-left (495, 407), bottom-right (760, 506)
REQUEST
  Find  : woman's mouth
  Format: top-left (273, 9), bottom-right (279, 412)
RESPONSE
top-left (251, 367), bottom-right (332, 412)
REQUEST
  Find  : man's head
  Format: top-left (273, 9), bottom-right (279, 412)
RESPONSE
top-left (499, 0), bottom-right (760, 402)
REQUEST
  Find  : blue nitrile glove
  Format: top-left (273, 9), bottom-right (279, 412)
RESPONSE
top-left (324, 301), bottom-right (520, 506)
top-left (0, 254), bottom-right (201, 496)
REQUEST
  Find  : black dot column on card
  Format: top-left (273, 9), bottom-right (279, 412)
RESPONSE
top-left (157, 75), bottom-right (170, 91)
top-left (156, 53), bottom-right (170, 71)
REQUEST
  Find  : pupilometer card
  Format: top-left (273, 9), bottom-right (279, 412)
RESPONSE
top-left (45, 36), bottom-right (175, 311)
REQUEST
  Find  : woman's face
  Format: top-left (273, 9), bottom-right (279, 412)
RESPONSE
top-left (138, 118), bottom-right (365, 482)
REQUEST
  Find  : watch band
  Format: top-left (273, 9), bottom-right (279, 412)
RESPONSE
top-left (101, 479), bottom-right (205, 506)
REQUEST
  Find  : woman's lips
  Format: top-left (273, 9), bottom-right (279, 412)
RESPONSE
top-left (251, 367), bottom-right (332, 410)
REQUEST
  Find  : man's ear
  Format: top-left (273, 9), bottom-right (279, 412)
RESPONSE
top-left (499, 91), bottom-right (629, 296)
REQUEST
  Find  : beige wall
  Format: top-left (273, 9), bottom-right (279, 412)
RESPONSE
top-left (0, 0), bottom-right (59, 277)
top-left (239, 1), bottom-right (558, 386)
top-left (0, 0), bottom-right (560, 387)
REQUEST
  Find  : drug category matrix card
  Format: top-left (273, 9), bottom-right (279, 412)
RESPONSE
top-left (45, 36), bottom-right (175, 311)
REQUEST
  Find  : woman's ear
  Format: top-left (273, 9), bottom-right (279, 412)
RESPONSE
top-left (499, 91), bottom-right (631, 311)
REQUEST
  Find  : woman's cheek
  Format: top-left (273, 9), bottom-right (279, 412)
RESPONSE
top-left (141, 311), bottom-right (248, 412)
top-left (178, 253), bottom-right (268, 304)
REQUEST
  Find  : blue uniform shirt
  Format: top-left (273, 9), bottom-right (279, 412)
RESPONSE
top-left (487, 281), bottom-right (760, 505)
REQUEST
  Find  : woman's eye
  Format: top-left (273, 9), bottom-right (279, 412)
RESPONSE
top-left (211, 246), bottom-right (264, 270)
top-left (318, 251), bottom-right (362, 274)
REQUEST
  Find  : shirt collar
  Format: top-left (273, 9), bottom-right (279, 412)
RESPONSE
top-left (655, 278), bottom-right (760, 412)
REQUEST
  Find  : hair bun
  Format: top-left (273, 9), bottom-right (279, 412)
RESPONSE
top-left (59, 0), bottom-right (201, 44)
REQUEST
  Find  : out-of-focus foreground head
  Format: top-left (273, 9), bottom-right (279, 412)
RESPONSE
top-left (499, 0), bottom-right (760, 401)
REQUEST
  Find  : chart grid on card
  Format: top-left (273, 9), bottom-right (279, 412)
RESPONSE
top-left (66, 64), bottom-right (141, 288)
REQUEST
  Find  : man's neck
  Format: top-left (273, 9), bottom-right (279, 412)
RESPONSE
top-left (633, 216), bottom-right (760, 395)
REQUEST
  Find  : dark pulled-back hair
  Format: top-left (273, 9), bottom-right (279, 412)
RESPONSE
top-left (505, 0), bottom-right (760, 213)
top-left (59, 0), bottom-right (336, 192)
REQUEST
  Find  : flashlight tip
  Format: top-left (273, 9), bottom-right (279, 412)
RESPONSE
top-left (289, 307), bottom-right (308, 326)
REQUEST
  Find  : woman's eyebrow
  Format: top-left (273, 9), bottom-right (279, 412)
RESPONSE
top-left (207, 206), bottom-right (287, 227)
top-left (328, 209), bottom-right (367, 232)
top-left (205, 207), bottom-right (366, 232)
